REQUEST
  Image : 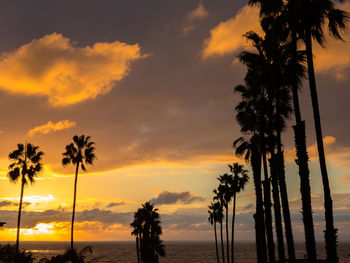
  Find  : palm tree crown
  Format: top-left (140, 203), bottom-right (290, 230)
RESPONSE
top-left (62, 135), bottom-right (96, 170)
top-left (8, 143), bottom-right (44, 185)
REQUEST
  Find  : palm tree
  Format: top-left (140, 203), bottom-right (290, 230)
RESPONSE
top-left (228, 163), bottom-right (249, 263)
top-left (208, 202), bottom-right (221, 263)
top-left (248, 1), bottom-right (318, 261)
top-left (131, 202), bottom-right (165, 263)
top-left (62, 135), bottom-right (96, 252)
top-left (238, 26), bottom-right (302, 261)
top-left (131, 215), bottom-right (142, 263)
top-left (213, 185), bottom-right (225, 263)
top-left (300, 1), bottom-right (348, 260)
top-left (234, 74), bottom-right (279, 262)
top-left (235, 74), bottom-right (277, 263)
top-left (217, 174), bottom-right (233, 263)
top-left (233, 135), bottom-right (267, 263)
top-left (8, 143), bottom-right (44, 256)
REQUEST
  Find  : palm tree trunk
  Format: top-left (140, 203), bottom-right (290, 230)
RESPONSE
top-left (226, 205), bottom-right (230, 263)
top-left (231, 192), bottom-right (236, 263)
top-left (15, 178), bottom-right (25, 257)
top-left (270, 155), bottom-right (285, 262)
top-left (275, 118), bottom-right (295, 261)
top-left (136, 236), bottom-right (140, 263)
top-left (251, 149), bottom-right (268, 263)
top-left (305, 22), bottom-right (338, 262)
top-left (71, 162), bottom-right (80, 252)
top-left (291, 29), bottom-right (317, 262)
top-left (139, 232), bottom-right (143, 263)
top-left (276, 149), bottom-right (296, 262)
top-left (262, 153), bottom-right (275, 263)
top-left (214, 222), bottom-right (220, 263)
top-left (220, 221), bottom-right (225, 263)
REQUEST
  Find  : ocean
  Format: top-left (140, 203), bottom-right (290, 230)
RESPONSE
top-left (1, 241), bottom-right (350, 262)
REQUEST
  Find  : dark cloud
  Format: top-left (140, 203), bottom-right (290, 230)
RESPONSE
top-left (0, 200), bottom-right (30, 208)
top-left (0, 209), bottom-right (133, 228)
top-left (106, 202), bottom-right (125, 208)
top-left (241, 203), bottom-right (253, 211)
top-left (149, 191), bottom-right (205, 205)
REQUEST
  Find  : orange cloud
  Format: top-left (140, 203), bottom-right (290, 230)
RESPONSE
top-left (313, 2), bottom-right (350, 78)
top-left (184, 1), bottom-right (209, 34)
top-left (28, 120), bottom-right (76, 137)
top-left (202, 2), bottom-right (350, 79)
top-left (0, 33), bottom-right (144, 106)
top-left (285, 136), bottom-right (336, 161)
top-left (202, 5), bottom-right (260, 58)
top-left (187, 1), bottom-right (208, 22)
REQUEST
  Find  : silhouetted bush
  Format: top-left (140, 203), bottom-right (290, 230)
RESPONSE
top-left (0, 243), bottom-right (34, 263)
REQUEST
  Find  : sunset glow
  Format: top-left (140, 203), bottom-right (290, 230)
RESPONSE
top-left (0, 0), bottom-right (350, 247)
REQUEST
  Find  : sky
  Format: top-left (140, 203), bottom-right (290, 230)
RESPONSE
top-left (1, 0), bottom-right (350, 242)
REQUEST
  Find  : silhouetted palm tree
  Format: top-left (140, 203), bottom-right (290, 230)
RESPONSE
top-left (131, 216), bottom-right (142, 263)
top-left (228, 163), bottom-right (249, 263)
top-left (213, 184), bottom-right (230, 263)
top-left (8, 143), bottom-right (44, 256)
top-left (233, 135), bottom-right (267, 263)
top-left (213, 187), bottom-right (226, 263)
top-left (217, 174), bottom-right (232, 263)
top-left (248, 1), bottom-right (317, 260)
top-left (131, 202), bottom-right (165, 263)
top-left (62, 135), bottom-right (96, 252)
top-left (300, 1), bottom-right (348, 260)
top-left (208, 202), bottom-right (221, 263)
top-left (234, 76), bottom-right (279, 262)
top-left (235, 73), bottom-right (277, 263)
top-left (238, 26), bottom-right (301, 261)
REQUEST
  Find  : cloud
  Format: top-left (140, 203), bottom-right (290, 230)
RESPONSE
top-left (184, 1), bottom-right (209, 34)
top-left (312, 2), bottom-right (350, 79)
top-left (202, 2), bottom-right (350, 79)
top-left (0, 200), bottom-right (31, 208)
top-left (27, 120), bottom-right (76, 137)
top-left (149, 190), bottom-right (205, 205)
top-left (0, 208), bottom-right (133, 228)
top-left (202, 5), bottom-right (260, 58)
top-left (285, 136), bottom-right (336, 162)
top-left (106, 202), bottom-right (125, 208)
top-left (0, 33), bottom-right (144, 106)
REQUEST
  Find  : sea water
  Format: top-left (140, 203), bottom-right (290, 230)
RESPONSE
top-left (1, 241), bottom-right (350, 262)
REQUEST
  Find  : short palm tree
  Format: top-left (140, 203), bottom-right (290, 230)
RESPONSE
top-left (131, 213), bottom-right (142, 263)
top-left (217, 174), bottom-right (232, 263)
top-left (208, 202), bottom-right (221, 263)
top-left (62, 135), bottom-right (96, 252)
top-left (8, 143), bottom-right (44, 255)
top-left (131, 202), bottom-right (165, 263)
top-left (228, 163), bottom-right (249, 263)
top-left (213, 186), bottom-right (227, 263)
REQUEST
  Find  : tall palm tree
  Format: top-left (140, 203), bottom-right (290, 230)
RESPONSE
top-left (208, 202), bottom-right (221, 263)
top-left (234, 70), bottom-right (280, 262)
top-left (300, 1), bottom-right (348, 260)
top-left (8, 143), bottom-right (44, 255)
top-left (249, 1), bottom-right (318, 260)
top-left (131, 202), bottom-right (165, 263)
top-left (62, 135), bottom-right (96, 252)
top-left (238, 26), bottom-right (300, 261)
top-left (228, 163), bottom-right (249, 263)
top-left (234, 79), bottom-right (275, 262)
top-left (233, 135), bottom-right (267, 263)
